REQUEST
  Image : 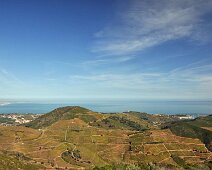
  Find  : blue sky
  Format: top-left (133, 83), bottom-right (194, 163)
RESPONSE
top-left (0, 0), bottom-right (212, 101)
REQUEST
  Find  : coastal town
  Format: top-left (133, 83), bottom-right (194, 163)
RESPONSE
top-left (0, 113), bottom-right (41, 126)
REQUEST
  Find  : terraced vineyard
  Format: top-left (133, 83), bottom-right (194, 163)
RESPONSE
top-left (0, 106), bottom-right (211, 169)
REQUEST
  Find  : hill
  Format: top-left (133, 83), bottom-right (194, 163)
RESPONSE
top-left (25, 106), bottom-right (178, 131)
top-left (0, 106), bottom-right (211, 169)
top-left (24, 106), bottom-right (102, 129)
top-left (166, 115), bottom-right (212, 151)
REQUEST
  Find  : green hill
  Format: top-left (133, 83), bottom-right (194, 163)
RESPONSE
top-left (25, 106), bottom-right (180, 132)
top-left (24, 106), bottom-right (100, 129)
top-left (90, 111), bottom-right (178, 131)
top-left (25, 107), bottom-right (180, 131)
top-left (167, 115), bottom-right (212, 151)
top-left (129, 111), bottom-right (178, 124)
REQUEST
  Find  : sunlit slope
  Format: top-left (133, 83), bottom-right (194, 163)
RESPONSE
top-left (0, 126), bottom-right (46, 170)
top-left (90, 111), bottom-right (178, 130)
top-left (89, 113), bottom-right (152, 130)
top-left (167, 115), bottom-right (212, 151)
top-left (0, 153), bottom-right (45, 170)
top-left (0, 106), bottom-right (211, 169)
top-left (1, 119), bottom-right (131, 169)
top-left (24, 106), bottom-right (103, 129)
top-left (128, 111), bottom-right (179, 126)
top-left (25, 106), bottom-right (157, 131)
top-left (0, 121), bottom-right (211, 169)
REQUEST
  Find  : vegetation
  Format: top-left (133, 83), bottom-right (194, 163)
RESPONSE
top-left (93, 162), bottom-right (212, 170)
top-left (0, 106), bottom-right (211, 169)
top-left (91, 115), bottom-right (149, 131)
top-left (0, 153), bottom-right (44, 170)
top-left (24, 106), bottom-right (98, 128)
top-left (0, 117), bottom-right (15, 124)
top-left (167, 115), bottom-right (212, 150)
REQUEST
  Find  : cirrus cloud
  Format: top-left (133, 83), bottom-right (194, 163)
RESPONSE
top-left (92, 0), bottom-right (212, 56)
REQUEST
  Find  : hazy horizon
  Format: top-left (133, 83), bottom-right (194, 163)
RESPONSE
top-left (1, 99), bottom-right (212, 114)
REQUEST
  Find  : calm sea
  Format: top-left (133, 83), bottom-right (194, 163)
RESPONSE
top-left (0, 100), bottom-right (211, 115)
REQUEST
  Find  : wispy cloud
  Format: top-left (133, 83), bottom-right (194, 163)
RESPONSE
top-left (0, 68), bottom-right (27, 98)
top-left (70, 61), bottom-right (212, 99)
top-left (82, 56), bottom-right (134, 66)
top-left (0, 69), bottom-right (23, 86)
top-left (92, 0), bottom-right (212, 56)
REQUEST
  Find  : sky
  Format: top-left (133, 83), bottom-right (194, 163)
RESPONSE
top-left (0, 0), bottom-right (212, 101)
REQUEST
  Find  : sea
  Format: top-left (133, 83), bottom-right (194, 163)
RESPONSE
top-left (0, 100), bottom-right (211, 116)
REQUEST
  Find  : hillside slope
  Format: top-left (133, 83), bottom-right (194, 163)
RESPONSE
top-left (0, 152), bottom-right (45, 170)
top-left (167, 115), bottom-right (212, 151)
top-left (0, 106), bottom-right (211, 169)
top-left (24, 106), bottom-right (102, 129)
top-left (25, 106), bottom-right (180, 131)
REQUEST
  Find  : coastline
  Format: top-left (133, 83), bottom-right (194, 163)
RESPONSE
top-left (0, 100), bottom-right (212, 115)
